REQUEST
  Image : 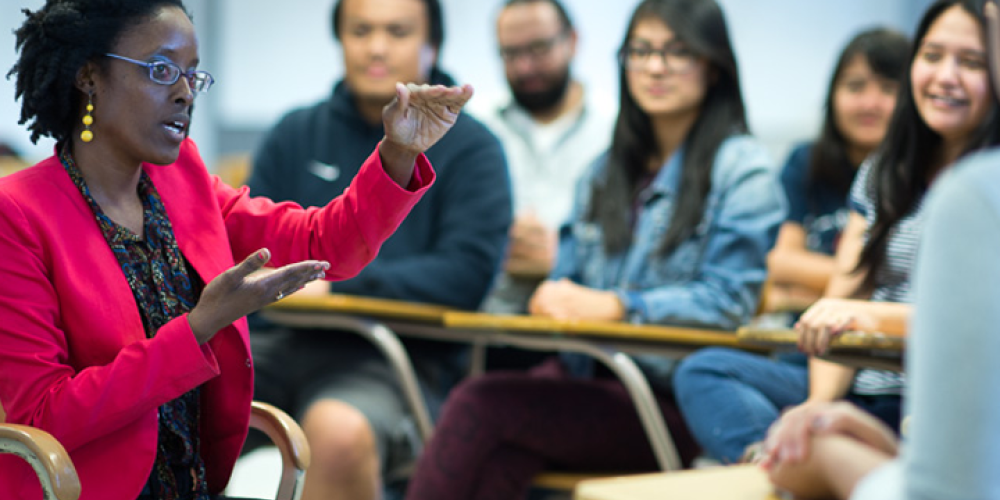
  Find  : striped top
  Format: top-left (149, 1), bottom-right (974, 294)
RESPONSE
top-left (848, 160), bottom-right (925, 396)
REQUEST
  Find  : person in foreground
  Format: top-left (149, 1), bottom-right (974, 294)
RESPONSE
top-left (669, 27), bottom-right (909, 464)
top-left (677, 0), bottom-right (1000, 466)
top-left (763, 2), bottom-right (1000, 497)
top-left (0, 1), bottom-right (472, 499)
top-left (762, 120), bottom-right (1000, 500)
top-left (403, 0), bottom-right (785, 498)
top-left (245, 1), bottom-right (510, 498)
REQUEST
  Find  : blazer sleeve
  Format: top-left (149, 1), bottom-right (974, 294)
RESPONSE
top-left (0, 190), bottom-right (221, 452)
top-left (215, 145), bottom-right (435, 280)
top-left (325, 136), bottom-right (511, 309)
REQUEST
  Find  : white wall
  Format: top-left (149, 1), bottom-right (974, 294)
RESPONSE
top-left (2, 0), bottom-right (933, 165)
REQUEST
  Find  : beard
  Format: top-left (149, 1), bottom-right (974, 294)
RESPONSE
top-left (510, 67), bottom-right (571, 114)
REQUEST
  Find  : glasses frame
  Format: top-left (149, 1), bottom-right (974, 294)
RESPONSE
top-left (104, 53), bottom-right (214, 94)
top-left (618, 43), bottom-right (698, 73)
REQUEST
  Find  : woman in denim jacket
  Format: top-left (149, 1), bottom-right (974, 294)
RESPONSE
top-left (404, 0), bottom-right (785, 498)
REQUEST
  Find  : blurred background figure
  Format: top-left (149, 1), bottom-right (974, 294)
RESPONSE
top-left (764, 27), bottom-right (910, 319)
top-left (243, 1), bottom-right (510, 500)
top-left (477, 0), bottom-right (615, 317)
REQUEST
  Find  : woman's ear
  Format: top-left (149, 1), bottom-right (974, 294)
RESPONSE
top-left (74, 62), bottom-right (97, 94)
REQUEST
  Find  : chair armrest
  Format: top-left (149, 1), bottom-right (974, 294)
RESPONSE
top-left (250, 401), bottom-right (310, 500)
top-left (0, 423), bottom-right (81, 500)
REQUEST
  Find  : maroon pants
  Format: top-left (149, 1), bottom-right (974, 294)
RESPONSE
top-left (405, 357), bottom-right (699, 500)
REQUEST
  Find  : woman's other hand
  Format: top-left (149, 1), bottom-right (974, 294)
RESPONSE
top-left (187, 249), bottom-right (329, 344)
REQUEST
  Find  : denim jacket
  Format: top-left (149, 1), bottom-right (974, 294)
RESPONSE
top-left (552, 135), bottom-right (786, 331)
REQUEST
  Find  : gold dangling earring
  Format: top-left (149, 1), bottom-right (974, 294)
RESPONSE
top-left (81, 92), bottom-right (94, 143)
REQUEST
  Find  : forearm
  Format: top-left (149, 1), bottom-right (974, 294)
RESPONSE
top-left (221, 149), bottom-right (433, 278)
top-left (766, 283), bottom-right (823, 313)
top-left (768, 249), bottom-right (836, 294)
top-left (808, 358), bottom-right (857, 402)
top-left (863, 301), bottom-right (911, 337)
top-left (378, 139), bottom-right (417, 188)
top-left (769, 434), bottom-right (893, 500)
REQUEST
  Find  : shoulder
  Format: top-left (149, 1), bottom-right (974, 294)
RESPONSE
top-left (932, 149), bottom-right (1000, 218)
top-left (783, 142), bottom-right (813, 170)
top-left (0, 156), bottom-right (69, 205)
top-left (451, 112), bottom-right (504, 144)
top-left (711, 134), bottom-right (775, 185)
top-left (580, 150), bottom-right (612, 182)
top-left (428, 112), bottom-right (506, 167)
top-left (779, 142), bottom-right (814, 183)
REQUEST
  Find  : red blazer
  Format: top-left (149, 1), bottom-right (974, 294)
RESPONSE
top-left (0, 139), bottom-right (433, 500)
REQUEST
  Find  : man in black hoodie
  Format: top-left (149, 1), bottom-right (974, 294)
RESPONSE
top-left (246, 0), bottom-right (511, 499)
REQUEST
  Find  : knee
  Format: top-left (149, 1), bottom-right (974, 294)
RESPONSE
top-left (301, 400), bottom-right (379, 477)
top-left (677, 347), bottom-right (737, 377)
top-left (674, 348), bottom-right (741, 392)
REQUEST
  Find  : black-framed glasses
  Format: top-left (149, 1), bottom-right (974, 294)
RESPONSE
top-left (499, 32), bottom-right (568, 62)
top-left (618, 42), bottom-right (698, 73)
top-left (105, 53), bottom-right (215, 94)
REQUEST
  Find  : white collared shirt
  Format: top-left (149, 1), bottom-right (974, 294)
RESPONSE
top-left (473, 86), bottom-right (615, 230)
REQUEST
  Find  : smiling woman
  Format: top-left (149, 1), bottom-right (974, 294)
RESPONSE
top-left (0, 1), bottom-right (473, 499)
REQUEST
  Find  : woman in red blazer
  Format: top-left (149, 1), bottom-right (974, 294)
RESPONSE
top-left (0, 1), bottom-right (473, 499)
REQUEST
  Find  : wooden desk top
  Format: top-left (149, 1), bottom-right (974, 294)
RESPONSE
top-left (737, 327), bottom-right (905, 351)
top-left (266, 294), bottom-right (452, 324)
top-left (444, 311), bottom-right (743, 348)
top-left (575, 465), bottom-right (785, 500)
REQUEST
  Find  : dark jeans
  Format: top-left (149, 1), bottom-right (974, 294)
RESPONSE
top-left (405, 357), bottom-right (699, 500)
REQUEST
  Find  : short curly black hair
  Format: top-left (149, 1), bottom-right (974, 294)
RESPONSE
top-left (7, 0), bottom-right (189, 144)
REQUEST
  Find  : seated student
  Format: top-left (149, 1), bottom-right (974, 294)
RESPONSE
top-left (763, 123), bottom-right (1000, 500)
top-left (674, 0), bottom-right (1000, 467)
top-left (478, 0), bottom-right (615, 316)
top-left (0, 1), bottom-right (471, 499)
top-left (670, 28), bottom-right (909, 465)
top-left (403, 0), bottom-right (786, 498)
top-left (766, 28), bottom-right (909, 315)
top-left (244, 0), bottom-right (510, 499)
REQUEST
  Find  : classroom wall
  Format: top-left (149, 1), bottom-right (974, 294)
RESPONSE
top-left (2, 0), bottom-right (933, 167)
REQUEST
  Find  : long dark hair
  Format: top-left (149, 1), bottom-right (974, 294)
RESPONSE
top-left (808, 28), bottom-right (909, 198)
top-left (8, 0), bottom-right (189, 145)
top-left (590, 0), bottom-right (747, 255)
top-left (857, 0), bottom-right (1000, 294)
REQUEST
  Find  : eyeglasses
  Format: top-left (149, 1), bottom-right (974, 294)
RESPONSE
top-left (619, 43), bottom-right (698, 73)
top-left (105, 53), bottom-right (215, 94)
top-left (499, 32), bottom-right (568, 62)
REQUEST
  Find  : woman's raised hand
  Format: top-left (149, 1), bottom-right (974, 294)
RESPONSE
top-left (187, 249), bottom-right (329, 344)
top-left (382, 83), bottom-right (474, 155)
